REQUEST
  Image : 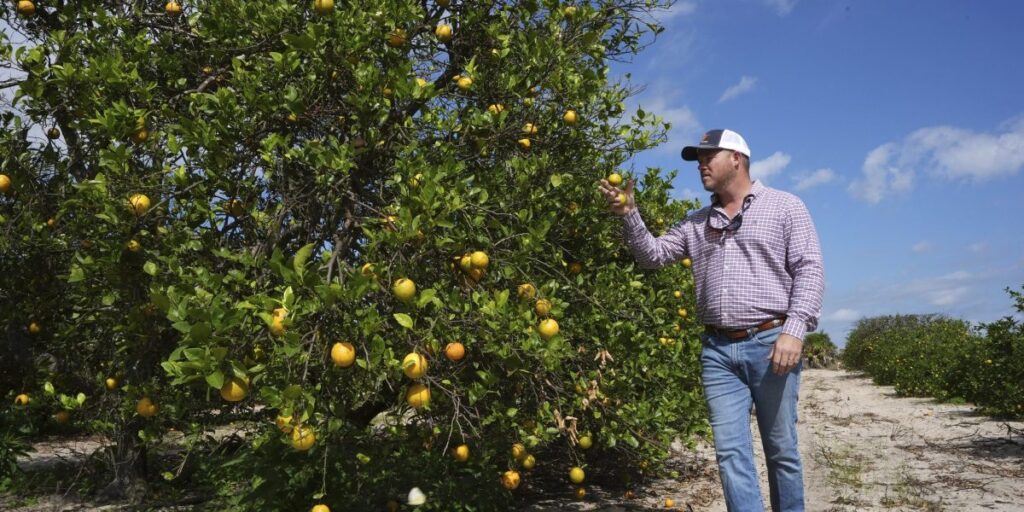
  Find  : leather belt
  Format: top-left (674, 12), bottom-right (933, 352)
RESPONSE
top-left (704, 317), bottom-right (786, 340)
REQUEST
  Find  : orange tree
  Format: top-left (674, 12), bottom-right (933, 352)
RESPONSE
top-left (0, 1), bottom-right (707, 508)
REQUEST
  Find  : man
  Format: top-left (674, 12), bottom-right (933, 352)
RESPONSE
top-left (599, 129), bottom-right (824, 512)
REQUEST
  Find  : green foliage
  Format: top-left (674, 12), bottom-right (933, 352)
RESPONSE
top-left (802, 331), bottom-right (838, 369)
top-left (842, 287), bottom-right (1024, 418)
top-left (0, 0), bottom-right (705, 509)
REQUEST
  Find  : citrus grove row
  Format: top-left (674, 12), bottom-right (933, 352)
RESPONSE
top-left (1, 0), bottom-right (708, 509)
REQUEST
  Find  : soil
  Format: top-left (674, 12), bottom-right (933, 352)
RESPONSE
top-left (5, 368), bottom-right (1023, 511)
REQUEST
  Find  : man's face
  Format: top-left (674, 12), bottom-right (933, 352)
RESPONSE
top-left (696, 149), bottom-right (737, 192)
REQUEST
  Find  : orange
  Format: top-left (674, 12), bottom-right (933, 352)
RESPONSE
top-left (534, 299), bottom-right (552, 317)
top-left (445, 342), bottom-right (465, 362)
top-left (569, 466), bottom-right (585, 484)
top-left (406, 383), bottom-right (430, 409)
top-left (220, 377), bottom-right (248, 402)
top-left (402, 352), bottom-right (427, 379)
top-left (53, 410), bottom-right (71, 424)
top-left (136, 397), bottom-right (158, 417)
top-left (313, 0), bottom-right (334, 15)
top-left (538, 319), bottom-right (559, 340)
top-left (311, 505), bottom-right (330, 512)
top-left (331, 342), bottom-right (356, 367)
top-left (291, 425), bottom-right (316, 451)
top-left (165, 1), bottom-right (182, 16)
top-left (129, 194), bottom-right (151, 216)
top-left (452, 444), bottom-right (469, 462)
top-left (563, 110), bottom-right (578, 125)
top-left (501, 470), bottom-right (521, 490)
top-left (607, 173), bottom-right (623, 187)
top-left (511, 443), bottom-right (527, 461)
top-left (0, 174), bottom-right (10, 194)
top-left (392, 278), bottom-right (416, 302)
top-left (517, 283), bottom-right (536, 301)
top-left (14, 393), bottom-right (30, 406)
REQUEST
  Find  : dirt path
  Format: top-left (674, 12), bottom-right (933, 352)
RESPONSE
top-left (7, 369), bottom-right (1024, 511)
top-left (694, 368), bottom-right (1024, 512)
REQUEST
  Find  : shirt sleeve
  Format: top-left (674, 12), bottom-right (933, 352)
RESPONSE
top-left (621, 209), bottom-right (690, 270)
top-left (781, 197), bottom-right (825, 341)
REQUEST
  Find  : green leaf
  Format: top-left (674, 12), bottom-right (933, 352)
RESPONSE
top-left (206, 371), bottom-right (224, 390)
top-left (68, 266), bottom-right (85, 283)
top-left (143, 261), bottom-right (158, 276)
top-left (393, 313), bottom-right (414, 329)
top-left (293, 242), bottom-right (315, 277)
top-left (550, 174), bottom-right (563, 187)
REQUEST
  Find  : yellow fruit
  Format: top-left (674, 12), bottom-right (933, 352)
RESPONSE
top-left (665, 498), bottom-right (675, 508)
top-left (673, 290), bottom-right (682, 299)
top-left (275, 415), bottom-right (293, 433)
top-left (46, 217), bottom-right (57, 229)
top-left (331, 342), bottom-right (356, 368)
top-left (14, 394), bottom-right (30, 405)
top-left (568, 261), bottom-right (583, 274)
top-left (165, 1), bottom-right (182, 16)
top-left (16, 0), bottom-right (35, 16)
top-left (269, 318), bottom-right (286, 337)
top-left (435, 24), bottom-right (453, 42)
top-left (311, 505), bottom-right (330, 512)
top-left (538, 318), bottom-right (559, 340)
top-left (487, 104), bottom-right (504, 115)
top-left (517, 138), bottom-right (531, 150)
top-left (393, 278), bottom-right (416, 302)
top-left (402, 352), bottom-right (427, 379)
top-left (105, 377), bottom-right (119, 391)
top-left (511, 443), bottom-right (527, 461)
top-left (0, 174), bottom-right (11, 194)
top-left (617, 193), bottom-right (627, 205)
top-left (273, 307), bottom-right (288, 320)
top-left (28, 322), bottom-right (41, 335)
top-left (226, 198), bottom-right (244, 216)
top-left (291, 425), bottom-right (316, 451)
top-left (521, 454), bottom-right (536, 470)
top-left (523, 123), bottom-right (538, 135)
top-left (563, 5), bottom-right (577, 18)
top-left (136, 397), bottom-right (158, 417)
top-left (131, 127), bottom-right (149, 144)
top-left (578, 435), bottom-right (592, 450)
top-left (456, 76), bottom-right (473, 91)
top-left (501, 470), bottom-right (521, 490)
top-left (313, 0), bottom-right (334, 15)
top-left (682, 257), bottom-right (692, 268)
top-left (53, 410), bottom-right (71, 424)
top-left (569, 466), bottom-right (585, 484)
top-left (534, 299), bottom-right (552, 317)
top-left (445, 342), bottom-right (465, 362)
top-left (386, 28), bottom-right (407, 48)
top-left (452, 444), bottom-right (469, 462)
top-left (607, 173), bottom-right (623, 187)
top-left (437, 0), bottom-right (450, 6)
top-left (414, 78), bottom-right (428, 89)
top-left (360, 263), bottom-right (376, 277)
top-left (220, 377), bottom-right (248, 402)
top-left (406, 383), bottom-right (430, 409)
top-left (459, 253), bottom-right (473, 272)
top-left (129, 193), bottom-right (151, 216)
top-left (47, 127), bottom-right (60, 139)
top-left (517, 283), bottom-right (536, 301)
top-left (470, 251), bottom-right (489, 269)
top-left (677, 308), bottom-right (687, 318)
top-left (563, 110), bottom-right (578, 125)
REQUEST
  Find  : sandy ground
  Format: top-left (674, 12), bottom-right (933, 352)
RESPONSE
top-left (529, 368), bottom-right (1024, 511)
top-left (7, 369), bottom-right (1024, 511)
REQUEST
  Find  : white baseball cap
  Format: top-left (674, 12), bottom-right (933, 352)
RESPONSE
top-left (681, 129), bottom-right (751, 161)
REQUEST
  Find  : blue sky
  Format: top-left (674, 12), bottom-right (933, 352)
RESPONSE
top-left (618, 0), bottom-right (1024, 345)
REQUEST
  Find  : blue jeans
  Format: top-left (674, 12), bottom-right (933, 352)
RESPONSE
top-left (701, 326), bottom-right (803, 512)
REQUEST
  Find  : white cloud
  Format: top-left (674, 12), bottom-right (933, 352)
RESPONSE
top-left (827, 308), bottom-right (862, 322)
top-left (968, 242), bottom-right (989, 254)
top-left (652, 1), bottom-right (697, 23)
top-left (849, 119), bottom-right (1024, 203)
top-left (750, 151), bottom-right (791, 183)
top-left (629, 94), bottom-right (702, 157)
top-left (792, 168), bottom-right (836, 191)
top-left (765, 0), bottom-right (798, 16)
top-left (848, 142), bottom-right (914, 203)
top-left (718, 76), bottom-right (758, 103)
top-left (912, 241), bottom-right (932, 253)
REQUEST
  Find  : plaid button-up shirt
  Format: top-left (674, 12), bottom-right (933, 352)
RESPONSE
top-left (622, 180), bottom-right (825, 340)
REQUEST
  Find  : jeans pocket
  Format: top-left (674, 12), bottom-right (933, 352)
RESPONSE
top-left (752, 326), bottom-right (782, 347)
